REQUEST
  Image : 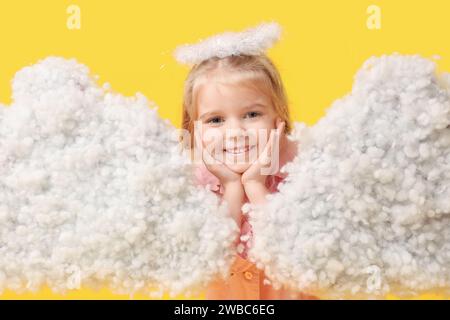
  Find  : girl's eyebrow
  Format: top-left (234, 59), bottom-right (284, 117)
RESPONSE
top-left (199, 111), bottom-right (221, 120)
top-left (242, 103), bottom-right (267, 110)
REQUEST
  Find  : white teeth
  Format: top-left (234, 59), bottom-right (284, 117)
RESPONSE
top-left (224, 146), bottom-right (253, 154)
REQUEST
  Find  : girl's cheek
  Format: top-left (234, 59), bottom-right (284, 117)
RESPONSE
top-left (201, 134), bottom-right (224, 155)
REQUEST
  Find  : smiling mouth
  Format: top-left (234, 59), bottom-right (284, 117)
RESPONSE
top-left (223, 145), bottom-right (255, 155)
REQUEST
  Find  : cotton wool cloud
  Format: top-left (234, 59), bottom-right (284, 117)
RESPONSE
top-left (0, 57), bottom-right (238, 298)
top-left (246, 54), bottom-right (450, 299)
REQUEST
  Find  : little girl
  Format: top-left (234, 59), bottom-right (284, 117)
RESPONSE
top-left (179, 53), bottom-right (319, 300)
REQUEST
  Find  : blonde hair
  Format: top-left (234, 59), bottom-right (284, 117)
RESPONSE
top-left (180, 54), bottom-right (292, 149)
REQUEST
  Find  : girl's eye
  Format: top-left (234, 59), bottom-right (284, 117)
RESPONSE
top-left (244, 111), bottom-right (262, 119)
top-left (206, 117), bottom-right (223, 124)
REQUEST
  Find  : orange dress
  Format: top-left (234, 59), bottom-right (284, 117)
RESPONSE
top-left (193, 139), bottom-right (319, 300)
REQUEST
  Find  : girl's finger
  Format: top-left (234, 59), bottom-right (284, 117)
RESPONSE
top-left (273, 121), bottom-right (284, 151)
top-left (269, 121), bottom-right (284, 166)
top-left (261, 121), bottom-right (284, 167)
top-left (259, 129), bottom-right (275, 166)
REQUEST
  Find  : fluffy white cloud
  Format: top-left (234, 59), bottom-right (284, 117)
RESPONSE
top-left (0, 57), bottom-right (238, 298)
top-left (247, 54), bottom-right (450, 299)
top-left (2, 54), bottom-right (448, 300)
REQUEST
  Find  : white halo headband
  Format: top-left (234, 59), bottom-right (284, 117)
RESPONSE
top-left (173, 21), bottom-right (282, 65)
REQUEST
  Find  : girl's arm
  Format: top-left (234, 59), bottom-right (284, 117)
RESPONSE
top-left (222, 181), bottom-right (246, 228)
top-left (242, 180), bottom-right (269, 205)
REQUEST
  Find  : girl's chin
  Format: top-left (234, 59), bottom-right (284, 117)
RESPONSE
top-left (224, 162), bottom-right (251, 174)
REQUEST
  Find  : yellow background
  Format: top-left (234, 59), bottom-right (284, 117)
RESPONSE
top-left (0, 0), bottom-right (449, 299)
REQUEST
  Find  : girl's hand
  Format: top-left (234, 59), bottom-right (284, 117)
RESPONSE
top-left (241, 120), bottom-right (285, 187)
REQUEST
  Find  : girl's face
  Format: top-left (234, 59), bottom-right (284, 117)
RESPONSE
top-left (195, 80), bottom-right (280, 173)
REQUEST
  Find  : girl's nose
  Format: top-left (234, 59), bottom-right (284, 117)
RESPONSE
top-left (224, 119), bottom-right (247, 144)
top-left (224, 118), bottom-right (242, 132)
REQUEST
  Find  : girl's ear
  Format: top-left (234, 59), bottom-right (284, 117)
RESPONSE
top-left (275, 117), bottom-right (281, 127)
